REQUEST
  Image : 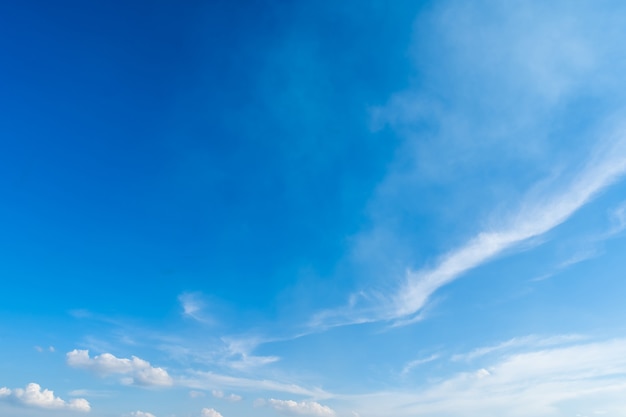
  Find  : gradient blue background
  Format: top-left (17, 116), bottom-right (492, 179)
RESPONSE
top-left (2, 1), bottom-right (626, 417)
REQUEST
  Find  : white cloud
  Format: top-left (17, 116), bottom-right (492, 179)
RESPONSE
top-left (189, 390), bottom-right (205, 398)
top-left (179, 292), bottom-right (212, 324)
top-left (451, 334), bottom-right (585, 362)
top-left (66, 349), bottom-right (173, 387)
top-left (130, 412), bottom-right (156, 417)
top-left (179, 370), bottom-right (331, 399)
top-left (212, 390), bottom-right (242, 402)
top-left (396, 129), bottom-right (626, 318)
top-left (309, 1), bottom-right (626, 329)
top-left (227, 354), bottom-right (280, 370)
top-left (201, 408), bottom-right (223, 417)
top-left (267, 399), bottom-right (335, 417)
top-left (347, 337), bottom-right (626, 417)
top-left (0, 383), bottom-right (90, 412)
top-left (401, 353), bottom-right (440, 375)
top-left (221, 336), bottom-right (280, 370)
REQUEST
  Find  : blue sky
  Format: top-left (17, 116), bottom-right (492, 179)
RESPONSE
top-left (2, 1), bottom-right (626, 416)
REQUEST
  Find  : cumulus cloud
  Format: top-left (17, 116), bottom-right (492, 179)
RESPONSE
top-left (66, 349), bottom-right (173, 387)
top-left (0, 383), bottom-right (90, 412)
top-left (201, 408), bottom-right (223, 417)
top-left (189, 390), bottom-right (206, 398)
top-left (267, 399), bottom-right (335, 417)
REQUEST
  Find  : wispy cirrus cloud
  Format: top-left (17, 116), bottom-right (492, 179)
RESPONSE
top-left (178, 292), bottom-right (213, 324)
top-left (450, 334), bottom-right (586, 362)
top-left (311, 0), bottom-right (626, 329)
top-left (314, 125), bottom-right (626, 327)
top-left (346, 337), bottom-right (626, 417)
top-left (393, 126), bottom-right (626, 320)
top-left (179, 370), bottom-right (332, 399)
top-left (401, 353), bottom-right (440, 375)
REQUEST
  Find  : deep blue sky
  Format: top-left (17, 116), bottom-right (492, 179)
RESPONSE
top-left (2, 2), bottom-right (626, 417)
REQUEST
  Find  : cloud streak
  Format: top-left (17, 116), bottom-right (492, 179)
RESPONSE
top-left (394, 126), bottom-right (626, 320)
top-left (178, 292), bottom-right (213, 324)
top-left (346, 337), bottom-right (626, 417)
top-left (179, 370), bottom-right (331, 399)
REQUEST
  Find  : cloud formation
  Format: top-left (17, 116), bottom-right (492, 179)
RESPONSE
top-left (314, 0), bottom-right (626, 328)
top-left (0, 383), bottom-right (90, 412)
top-left (394, 126), bottom-right (626, 320)
top-left (267, 399), bottom-right (335, 417)
top-left (401, 353), bottom-right (440, 375)
top-left (179, 292), bottom-right (212, 324)
top-left (67, 349), bottom-right (173, 387)
top-left (349, 337), bottom-right (626, 417)
top-left (201, 408), bottom-right (223, 417)
top-left (180, 370), bottom-right (331, 399)
top-left (130, 412), bottom-right (156, 417)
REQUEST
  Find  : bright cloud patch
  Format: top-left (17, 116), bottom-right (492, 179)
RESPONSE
top-left (66, 349), bottom-right (173, 387)
top-left (201, 408), bottom-right (223, 417)
top-left (130, 411), bottom-right (156, 417)
top-left (268, 399), bottom-right (335, 417)
top-left (0, 383), bottom-right (90, 412)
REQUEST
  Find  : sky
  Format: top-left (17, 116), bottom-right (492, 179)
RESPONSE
top-left (2, 1), bottom-right (626, 416)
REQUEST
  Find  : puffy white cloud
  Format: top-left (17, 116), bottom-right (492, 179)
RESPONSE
top-left (0, 383), bottom-right (90, 412)
top-left (201, 408), bottom-right (223, 417)
top-left (267, 399), bottom-right (335, 417)
top-left (67, 349), bottom-right (173, 387)
top-left (130, 411), bottom-right (156, 417)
